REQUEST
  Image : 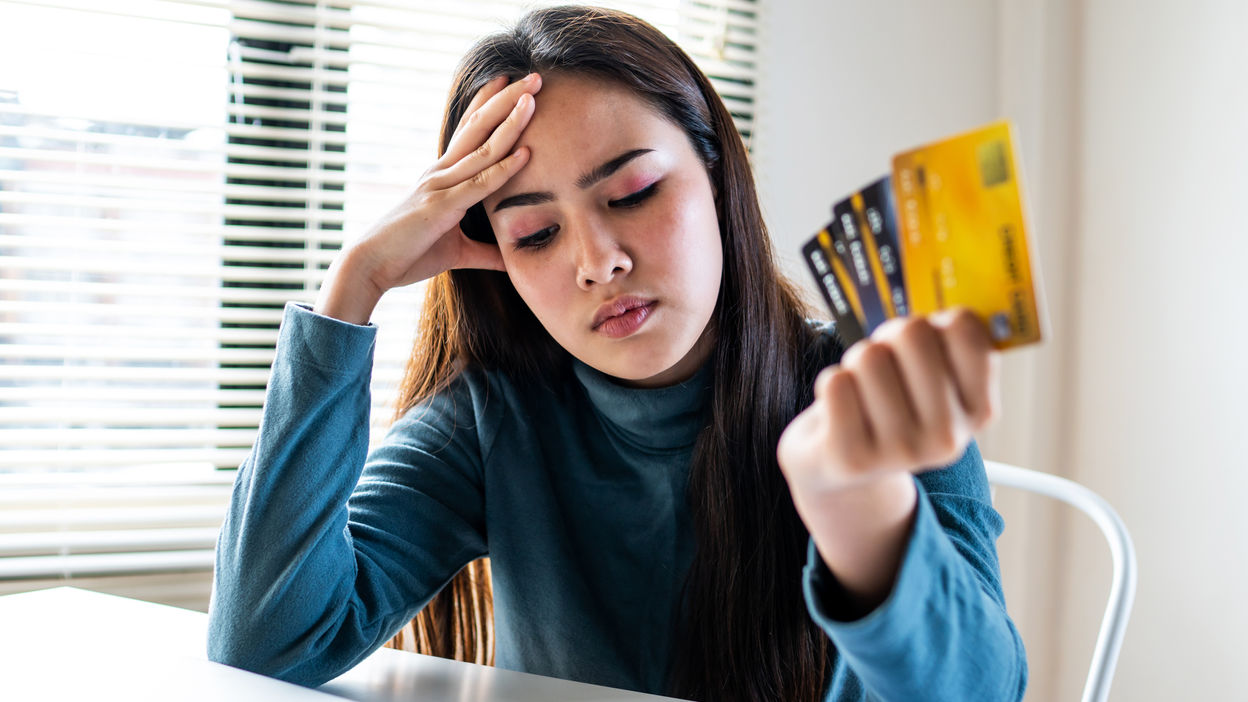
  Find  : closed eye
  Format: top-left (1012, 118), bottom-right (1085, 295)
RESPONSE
top-left (515, 224), bottom-right (559, 250)
top-left (609, 181), bottom-right (659, 208)
top-left (513, 181), bottom-right (659, 251)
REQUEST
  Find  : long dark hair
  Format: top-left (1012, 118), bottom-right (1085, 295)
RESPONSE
top-left (386, 6), bottom-right (832, 700)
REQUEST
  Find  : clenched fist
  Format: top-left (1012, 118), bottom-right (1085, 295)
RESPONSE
top-left (778, 308), bottom-right (1000, 494)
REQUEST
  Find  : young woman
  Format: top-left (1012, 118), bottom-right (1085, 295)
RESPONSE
top-left (208, 6), bottom-right (1027, 701)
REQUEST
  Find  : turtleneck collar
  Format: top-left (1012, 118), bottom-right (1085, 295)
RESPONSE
top-left (571, 357), bottom-right (713, 452)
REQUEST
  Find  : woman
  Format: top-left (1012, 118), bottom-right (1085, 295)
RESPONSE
top-left (208, 6), bottom-right (1028, 701)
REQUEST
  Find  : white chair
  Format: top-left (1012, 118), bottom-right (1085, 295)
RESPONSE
top-left (984, 460), bottom-right (1137, 702)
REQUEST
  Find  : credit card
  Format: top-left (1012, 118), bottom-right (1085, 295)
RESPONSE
top-left (891, 121), bottom-right (1043, 348)
top-left (800, 121), bottom-right (1044, 350)
top-left (854, 177), bottom-right (908, 318)
top-left (830, 196), bottom-right (889, 333)
top-left (801, 229), bottom-right (865, 345)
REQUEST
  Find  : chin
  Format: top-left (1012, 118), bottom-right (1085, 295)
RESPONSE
top-left (595, 356), bottom-right (674, 382)
top-left (599, 341), bottom-right (701, 387)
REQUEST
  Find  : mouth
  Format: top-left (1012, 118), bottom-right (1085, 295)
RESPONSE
top-left (592, 296), bottom-right (658, 338)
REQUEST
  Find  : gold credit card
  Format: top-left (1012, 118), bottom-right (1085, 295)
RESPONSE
top-left (891, 121), bottom-right (1043, 349)
top-left (802, 121), bottom-right (1045, 350)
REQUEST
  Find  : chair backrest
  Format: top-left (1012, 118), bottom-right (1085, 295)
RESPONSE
top-left (984, 460), bottom-right (1138, 702)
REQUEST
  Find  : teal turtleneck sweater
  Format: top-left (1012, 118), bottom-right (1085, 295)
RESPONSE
top-left (208, 303), bottom-right (1027, 701)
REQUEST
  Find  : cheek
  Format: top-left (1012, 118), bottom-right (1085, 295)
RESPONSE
top-left (504, 263), bottom-right (544, 303)
top-left (648, 182), bottom-right (722, 279)
top-left (503, 258), bottom-right (569, 325)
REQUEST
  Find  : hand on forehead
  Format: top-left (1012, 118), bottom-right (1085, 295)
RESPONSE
top-left (484, 74), bottom-right (679, 207)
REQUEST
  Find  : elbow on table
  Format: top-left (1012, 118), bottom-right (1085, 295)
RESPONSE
top-left (206, 611), bottom-right (318, 687)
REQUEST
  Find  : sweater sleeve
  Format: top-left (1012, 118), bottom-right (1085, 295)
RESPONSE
top-left (803, 441), bottom-right (1028, 701)
top-left (207, 303), bottom-right (489, 686)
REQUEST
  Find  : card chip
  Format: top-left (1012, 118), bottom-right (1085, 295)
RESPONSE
top-left (977, 139), bottom-right (1010, 187)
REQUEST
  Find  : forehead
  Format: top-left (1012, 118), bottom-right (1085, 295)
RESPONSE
top-left (493, 74), bottom-right (685, 194)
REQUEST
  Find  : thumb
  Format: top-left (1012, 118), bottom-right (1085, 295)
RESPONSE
top-left (454, 234), bottom-right (507, 273)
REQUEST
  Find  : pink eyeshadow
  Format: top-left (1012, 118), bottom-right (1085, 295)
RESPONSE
top-left (615, 173), bottom-right (656, 197)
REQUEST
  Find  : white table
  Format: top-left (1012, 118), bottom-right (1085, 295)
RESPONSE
top-left (0, 587), bottom-right (684, 701)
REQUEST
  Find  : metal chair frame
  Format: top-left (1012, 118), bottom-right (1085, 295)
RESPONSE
top-left (984, 460), bottom-right (1137, 702)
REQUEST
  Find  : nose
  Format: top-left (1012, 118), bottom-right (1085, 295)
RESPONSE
top-left (573, 219), bottom-right (633, 290)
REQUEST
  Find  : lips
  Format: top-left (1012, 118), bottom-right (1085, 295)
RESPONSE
top-left (592, 296), bottom-right (656, 332)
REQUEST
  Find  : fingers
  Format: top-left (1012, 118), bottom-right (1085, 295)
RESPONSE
top-left (792, 366), bottom-right (874, 483)
top-left (433, 91), bottom-right (536, 195)
top-left (827, 310), bottom-right (997, 472)
top-left (817, 367), bottom-right (874, 471)
top-left (838, 341), bottom-right (919, 465)
top-left (781, 309), bottom-right (1002, 490)
top-left (871, 317), bottom-right (964, 460)
top-left (439, 72), bottom-right (542, 169)
top-left (456, 75), bottom-right (508, 136)
top-left (931, 308), bottom-right (1000, 429)
top-left (453, 231), bottom-right (507, 273)
top-left (444, 144), bottom-right (531, 211)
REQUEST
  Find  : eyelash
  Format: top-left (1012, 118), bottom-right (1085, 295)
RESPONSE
top-left (610, 181), bottom-right (659, 208)
top-left (513, 182), bottom-right (660, 251)
top-left (515, 225), bottom-right (559, 251)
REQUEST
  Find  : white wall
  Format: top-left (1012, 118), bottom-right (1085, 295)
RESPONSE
top-left (753, 0), bottom-right (1000, 286)
top-left (1063, 1), bottom-right (1248, 700)
top-left (757, 1), bottom-right (1248, 700)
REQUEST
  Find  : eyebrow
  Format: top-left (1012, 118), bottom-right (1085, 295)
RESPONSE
top-left (492, 148), bottom-right (654, 213)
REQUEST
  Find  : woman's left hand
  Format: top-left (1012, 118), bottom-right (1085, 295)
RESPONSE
top-left (777, 308), bottom-right (1001, 495)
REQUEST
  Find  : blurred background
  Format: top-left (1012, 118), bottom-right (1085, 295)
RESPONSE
top-left (1, 1), bottom-right (1245, 700)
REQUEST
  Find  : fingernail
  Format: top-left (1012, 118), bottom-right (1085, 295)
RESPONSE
top-left (524, 72), bottom-right (539, 83)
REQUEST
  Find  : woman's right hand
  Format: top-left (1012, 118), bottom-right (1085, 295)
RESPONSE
top-left (314, 73), bottom-right (542, 324)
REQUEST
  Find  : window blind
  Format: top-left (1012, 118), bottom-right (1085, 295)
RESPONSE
top-left (0, 0), bottom-right (760, 583)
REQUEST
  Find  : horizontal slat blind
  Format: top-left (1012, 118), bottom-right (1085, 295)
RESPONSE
top-left (0, 0), bottom-right (758, 584)
top-left (0, 467), bottom-right (230, 579)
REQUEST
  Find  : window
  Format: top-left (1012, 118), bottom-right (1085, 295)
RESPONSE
top-left (0, 0), bottom-right (760, 594)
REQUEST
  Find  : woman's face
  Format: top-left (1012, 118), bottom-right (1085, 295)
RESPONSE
top-left (483, 73), bottom-right (722, 388)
